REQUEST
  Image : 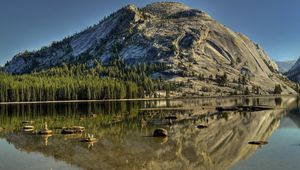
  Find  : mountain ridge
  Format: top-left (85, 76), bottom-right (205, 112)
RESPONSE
top-left (286, 57), bottom-right (300, 82)
top-left (276, 60), bottom-right (297, 73)
top-left (3, 2), bottom-right (297, 96)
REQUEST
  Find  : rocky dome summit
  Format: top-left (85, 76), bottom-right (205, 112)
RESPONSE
top-left (142, 2), bottom-right (190, 15)
top-left (3, 2), bottom-right (296, 95)
top-left (141, 2), bottom-right (209, 19)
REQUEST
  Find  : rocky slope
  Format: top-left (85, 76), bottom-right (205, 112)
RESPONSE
top-left (3, 2), bottom-right (296, 95)
top-left (286, 57), bottom-right (300, 82)
top-left (276, 60), bottom-right (296, 73)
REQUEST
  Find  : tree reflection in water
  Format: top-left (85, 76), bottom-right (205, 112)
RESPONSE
top-left (0, 97), bottom-right (296, 170)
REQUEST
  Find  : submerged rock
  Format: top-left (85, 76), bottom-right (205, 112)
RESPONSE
top-left (153, 136), bottom-right (169, 144)
top-left (23, 125), bottom-right (34, 132)
top-left (22, 121), bottom-right (34, 124)
top-left (38, 122), bottom-right (53, 135)
top-left (23, 125), bottom-right (34, 129)
top-left (82, 134), bottom-right (97, 143)
top-left (197, 125), bottom-right (208, 129)
top-left (248, 141), bottom-right (268, 145)
top-left (216, 106), bottom-right (239, 112)
top-left (38, 130), bottom-right (53, 135)
top-left (82, 138), bottom-right (97, 143)
top-left (153, 128), bottom-right (168, 137)
top-left (61, 126), bottom-right (85, 134)
top-left (216, 106), bottom-right (274, 112)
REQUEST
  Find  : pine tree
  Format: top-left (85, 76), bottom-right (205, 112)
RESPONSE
top-left (274, 84), bottom-right (282, 94)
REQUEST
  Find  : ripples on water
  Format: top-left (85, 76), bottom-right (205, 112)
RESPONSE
top-left (0, 97), bottom-right (299, 170)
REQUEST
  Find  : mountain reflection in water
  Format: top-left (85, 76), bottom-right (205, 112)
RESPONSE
top-left (0, 97), bottom-right (297, 170)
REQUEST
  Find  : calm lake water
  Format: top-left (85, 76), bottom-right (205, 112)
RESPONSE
top-left (0, 97), bottom-right (299, 170)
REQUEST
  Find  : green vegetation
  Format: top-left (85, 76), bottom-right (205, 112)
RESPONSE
top-left (0, 57), bottom-right (178, 102)
top-left (274, 84), bottom-right (282, 94)
top-left (252, 85), bottom-right (260, 95)
top-left (238, 74), bottom-right (249, 85)
top-left (295, 84), bottom-right (300, 93)
top-left (216, 73), bottom-right (227, 86)
top-left (243, 87), bottom-right (250, 95)
top-left (261, 58), bottom-right (277, 73)
top-left (0, 71), bottom-right (138, 102)
top-left (0, 55), bottom-right (180, 102)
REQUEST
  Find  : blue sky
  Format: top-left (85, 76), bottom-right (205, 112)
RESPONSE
top-left (0, 0), bottom-right (299, 66)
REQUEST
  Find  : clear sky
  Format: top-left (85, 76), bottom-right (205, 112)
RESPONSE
top-left (0, 0), bottom-right (299, 66)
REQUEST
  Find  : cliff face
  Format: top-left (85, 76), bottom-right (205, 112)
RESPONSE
top-left (3, 2), bottom-right (296, 94)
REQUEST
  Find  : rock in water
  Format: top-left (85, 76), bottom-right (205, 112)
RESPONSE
top-left (248, 141), bottom-right (268, 145)
top-left (197, 125), bottom-right (208, 129)
top-left (61, 126), bottom-right (85, 134)
top-left (153, 128), bottom-right (168, 137)
top-left (38, 130), bottom-right (53, 135)
top-left (23, 125), bottom-right (34, 132)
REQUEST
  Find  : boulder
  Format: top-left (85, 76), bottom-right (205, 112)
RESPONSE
top-left (153, 128), bottom-right (168, 137)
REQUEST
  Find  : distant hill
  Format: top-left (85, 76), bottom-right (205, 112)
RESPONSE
top-left (3, 2), bottom-right (297, 96)
top-left (276, 60), bottom-right (297, 73)
top-left (286, 57), bottom-right (300, 82)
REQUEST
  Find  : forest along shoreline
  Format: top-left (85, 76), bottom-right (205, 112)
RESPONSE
top-left (0, 94), bottom-right (297, 105)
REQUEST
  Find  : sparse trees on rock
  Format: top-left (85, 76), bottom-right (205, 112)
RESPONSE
top-left (244, 87), bottom-right (250, 95)
top-left (216, 73), bottom-right (227, 86)
top-left (274, 84), bottom-right (282, 94)
top-left (252, 85), bottom-right (260, 95)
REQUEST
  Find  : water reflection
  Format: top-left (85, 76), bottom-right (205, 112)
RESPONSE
top-left (0, 97), bottom-right (297, 170)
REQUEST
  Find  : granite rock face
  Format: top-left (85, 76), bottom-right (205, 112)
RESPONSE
top-left (4, 2), bottom-right (296, 94)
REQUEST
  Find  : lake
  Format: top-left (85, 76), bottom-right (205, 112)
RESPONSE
top-left (0, 96), bottom-right (299, 170)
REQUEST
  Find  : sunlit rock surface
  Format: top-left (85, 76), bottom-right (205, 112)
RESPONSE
top-left (3, 2), bottom-right (295, 94)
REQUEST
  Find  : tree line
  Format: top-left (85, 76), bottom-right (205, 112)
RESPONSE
top-left (0, 72), bottom-right (143, 102)
top-left (0, 57), bottom-right (171, 102)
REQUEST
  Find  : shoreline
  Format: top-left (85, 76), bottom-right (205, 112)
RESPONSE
top-left (0, 94), bottom-right (298, 105)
